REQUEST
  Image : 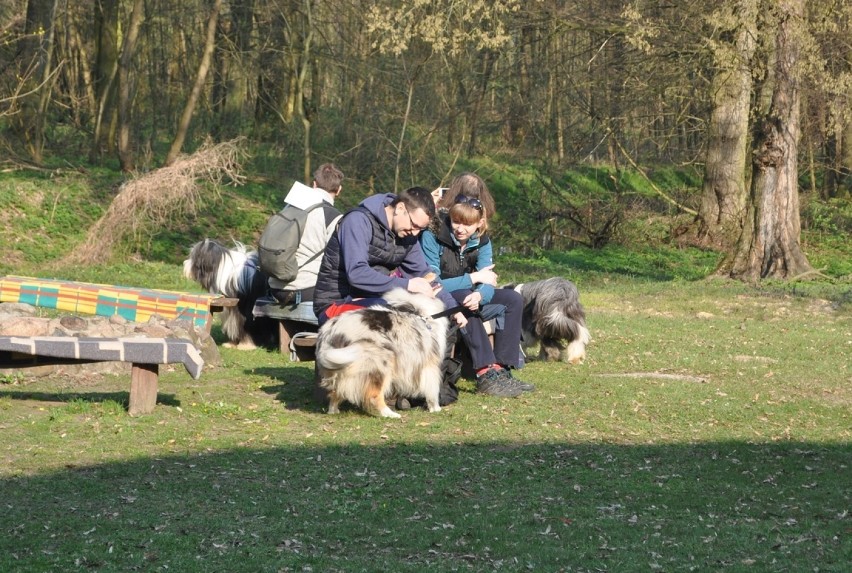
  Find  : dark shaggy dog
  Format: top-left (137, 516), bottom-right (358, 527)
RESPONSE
top-left (182, 239), bottom-right (273, 349)
top-left (507, 277), bottom-right (591, 363)
top-left (315, 288), bottom-right (449, 418)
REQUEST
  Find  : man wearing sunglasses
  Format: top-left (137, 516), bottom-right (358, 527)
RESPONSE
top-left (313, 186), bottom-right (467, 329)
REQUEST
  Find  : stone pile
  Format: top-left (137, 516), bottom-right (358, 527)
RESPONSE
top-left (0, 302), bottom-right (221, 378)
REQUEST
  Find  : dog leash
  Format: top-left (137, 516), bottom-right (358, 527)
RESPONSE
top-left (430, 305), bottom-right (469, 320)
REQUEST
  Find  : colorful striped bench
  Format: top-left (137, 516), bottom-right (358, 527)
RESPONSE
top-left (0, 275), bottom-right (236, 332)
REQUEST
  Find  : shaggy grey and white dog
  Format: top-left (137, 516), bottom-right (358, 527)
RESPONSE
top-left (182, 238), bottom-right (273, 349)
top-left (508, 277), bottom-right (591, 364)
top-left (315, 288), bottom-right (448, 418)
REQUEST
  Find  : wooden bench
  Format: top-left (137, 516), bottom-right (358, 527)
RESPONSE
top-left (252, 296), bottom-right (318, 360)
top-left (207, 296), bottom-right (239, 332)
top-left (0, 275), bottom-right (231, 333)
top-left (0, 336), bottom-right (203, 416)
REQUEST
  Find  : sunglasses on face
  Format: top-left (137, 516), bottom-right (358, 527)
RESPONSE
top-left (454, 195), bottom-right (483, 211)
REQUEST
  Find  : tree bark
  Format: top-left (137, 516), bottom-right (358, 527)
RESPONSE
top-left (295, 0), bottom-right (315, 182)
top-left (729, 0), bottom-right (813, 281)
top-left (117, 0), bottom-right (146, 172)
top-left (213, 0), bottom-right (254, 138)
top-left (91, 0), bottom-right (119, 160)
top-left (466, 50), bottom-right (495, 156)
top-left (164, 0), bottom-right (223, 167)
top-left (15, 0), bottom-right (60, 164)
top-left (697, 0), bottom-right (757, 248)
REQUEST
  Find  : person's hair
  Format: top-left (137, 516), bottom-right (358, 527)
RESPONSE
top-left (394, 186), bottom-right (437, 219)
top-left (313, 163), bottom-right (344, 193)
top-left (439, 172), bottom-right (497, 220)
top-left (449, 200), bottom-right (488, 233)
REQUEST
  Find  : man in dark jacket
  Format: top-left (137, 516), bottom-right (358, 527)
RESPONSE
top-left (313, 186), bottom-right (466, 327)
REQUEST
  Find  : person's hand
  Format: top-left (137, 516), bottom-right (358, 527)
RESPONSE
top-left (462, 291), bottom-right (483, 311)
top-left (407, 276), bottom-right (436, 297)
top-left (452, 311), bottom-right (468, 328)
top-left (470, 264), bottom-right (497, 287)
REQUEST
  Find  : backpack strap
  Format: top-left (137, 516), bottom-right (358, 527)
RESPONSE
top-left (297, 201), bottom-right (339, 269)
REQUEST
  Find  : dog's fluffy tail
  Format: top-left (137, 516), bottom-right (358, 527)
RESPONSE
top-left (317, 345), bottom-right (363, 371)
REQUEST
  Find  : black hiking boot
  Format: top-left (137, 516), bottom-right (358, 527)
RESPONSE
top-left (476, 368), bottom-right (524, 398)
top-left (501, 368), bottom-right (535, 392)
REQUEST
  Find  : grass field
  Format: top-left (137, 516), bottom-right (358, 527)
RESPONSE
top-left (1, 266), bottom-right (849, 572)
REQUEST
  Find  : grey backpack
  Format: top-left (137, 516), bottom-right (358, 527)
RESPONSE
top-left (257, 202), bottom-right (324, 283)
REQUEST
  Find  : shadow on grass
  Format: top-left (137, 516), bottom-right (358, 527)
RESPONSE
top-left (2, 441), bottom-right (848, 572)
top-left (0, 389), bottom-right (180, 410)
top-left (253, 365), bottom-right (325, 412)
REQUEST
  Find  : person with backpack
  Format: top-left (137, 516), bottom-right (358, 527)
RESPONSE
top-left (259, 163), bottom-right (344, 306)
top-left (419, 172), bottom-right (534, 398)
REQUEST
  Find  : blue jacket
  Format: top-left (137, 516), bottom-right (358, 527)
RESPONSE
top-left (420, 212), bottom-right (496, 305)
top-left (313, 193), bottom-right (455, 315)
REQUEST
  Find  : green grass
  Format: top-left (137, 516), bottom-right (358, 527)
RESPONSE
top-left (1, 271), bottom-right (849, 572)
top-left (1, 158), bottom-right (850, 571)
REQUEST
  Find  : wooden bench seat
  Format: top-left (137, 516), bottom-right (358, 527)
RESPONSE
top-left (0, 336), bottom-right (203, 416)
top-left (252, 296), bottom-right (318, 360)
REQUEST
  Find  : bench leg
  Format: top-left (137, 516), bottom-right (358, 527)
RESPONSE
top-left (129, 363), bottom-right (159, 416)
top-left (278, 321), bottom-right (292, 354)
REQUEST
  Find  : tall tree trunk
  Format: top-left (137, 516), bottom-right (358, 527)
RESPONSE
top-left (213, 0), bottom-right (254, 138)
top-left (394, 77), bottom-right (415, 193)
top-left (15, 0), bottom-right (60, 164)
top-left (466, 50), bottom-right (495, 156)
top-left (840, 117), bottom-right (852, 198)
top-left (295, 0), bottom-right (315, 182)
top-left (729, 0), bottom-right (813, 280)
top-left (697, 0), bottom-right (757, 248)
top-left (91, 0), bottom-right (119, 160)
top-left (825, 106), bottom-right (852, 199)
top-left (164, 0), bottom-right (223, 167)
top-left (117, 0), bottom-right (145, 172)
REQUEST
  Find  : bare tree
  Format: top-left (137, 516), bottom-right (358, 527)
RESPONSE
top-left (90, 0), bottom-right (119, 160)
top-left (117, 0), bottom-right (145, 172)
top-left (13, 0), bottom-right (60, 164)
top-left (697, 0), bottom-right (758, 249)
top-left (164, 0), bottom-right (224, 167)
top-left (728, 0), bottom-right (813, 280)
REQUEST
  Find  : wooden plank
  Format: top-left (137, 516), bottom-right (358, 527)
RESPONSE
top-left (129, 363), bottom-right (159, 416)
top-left (278, 319), bottom-right (318, 361)
top-left (207, 297), bottom-right (240, 332)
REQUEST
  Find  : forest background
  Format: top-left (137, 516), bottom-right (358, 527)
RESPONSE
top-left (0, 0), bottom-right (850, 283)
top-left (1, 4), bottom-right (850, 570)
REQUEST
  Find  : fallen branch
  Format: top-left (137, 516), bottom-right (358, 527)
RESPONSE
top-left (610, 131), bottom-right (698, 216)
top-left (788, 268), bottom-right (831, 282)
top-left (596, 372), bottom-right (708, 383)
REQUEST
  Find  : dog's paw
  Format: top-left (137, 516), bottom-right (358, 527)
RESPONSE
top-left (236, 339), bottom-right (258, 350)
top-left (379, 407), bottom-right (402, 419)
top-left (427, 404), bottom-right (442, 413)
top-left (327, 405), bottom-right (340, 414)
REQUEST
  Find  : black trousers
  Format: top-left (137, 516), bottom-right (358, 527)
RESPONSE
top-left (453, 287), bottom-right (523, 370)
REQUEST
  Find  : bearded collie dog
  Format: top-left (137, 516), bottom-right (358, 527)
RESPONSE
top-left (182, 238), bottom-right (273, 349)
top-left (508, 277), bottom-right (591, 364)
top-left (315, 288), bottom-right (449, 418)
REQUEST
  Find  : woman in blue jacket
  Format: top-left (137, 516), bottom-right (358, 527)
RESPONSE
top-left (420, 173), bottom-right (533, 398)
